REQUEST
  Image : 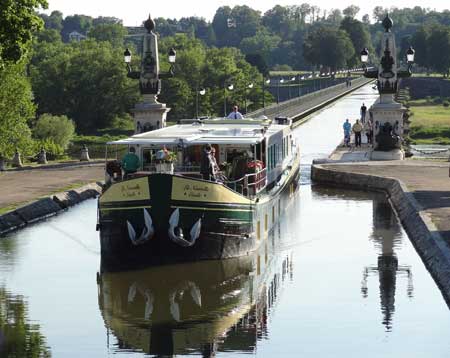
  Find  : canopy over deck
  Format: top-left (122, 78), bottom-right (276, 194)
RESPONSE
top-left (108, 118), bottom-right (286, 146)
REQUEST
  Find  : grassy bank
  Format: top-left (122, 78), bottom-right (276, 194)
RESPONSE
top-left (408, 100), bottom-right (450, 144)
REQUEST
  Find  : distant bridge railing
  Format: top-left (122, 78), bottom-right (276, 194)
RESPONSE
top-left (248, 76), bottom-right (372, 120)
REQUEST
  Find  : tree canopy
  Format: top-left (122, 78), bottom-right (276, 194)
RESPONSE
top-left (0, 0), bottom-right (48, 65)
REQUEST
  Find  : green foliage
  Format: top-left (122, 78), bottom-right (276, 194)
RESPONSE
top-left (0, 63), bottom-right (35, 157)
top-left (88, 23), bottom-right (127, 47)
top-left (33, 138), bottom-right (65, 159)
top-left (303, 25), bottom-right (355, 70)
top-left (33, 113), bottom-right (75, 149)
top-left (340, 17), bottom-right (373, 67)
top-left (30, 39), bottom-right (140, 133)
top-left (0, 0), bottom-right (48, 65)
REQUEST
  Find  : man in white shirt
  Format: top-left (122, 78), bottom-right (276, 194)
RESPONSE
top-left (227, 105), bottom-right (244, 119)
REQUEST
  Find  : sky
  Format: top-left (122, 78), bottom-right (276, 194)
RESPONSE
top-left (42, 0), bottom-right (449, 26)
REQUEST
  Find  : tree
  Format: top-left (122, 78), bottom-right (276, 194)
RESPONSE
top-left (30, 39), bottom-right (140, 133)
top-left (0, 0), bottom-right (48, 65)
top-left (61, 14), bottom-right (93, 42)
top-left (303, 26), bottom-right (355, 70)
top-left (411, 26), bottom-right (430, 68)
top-left (88, 23), bottom-right (127, 47)
top-left (33, 114), bottom-right (75, 149)
top-left (340, 17), bottom-right (372, 66)
top-left (0, 63), bottom-right (35, 157)
top-left (373, 6), bottom-right (386, 23)
top-left (343, 5), bottom-right (360, 19)
top-left (427, 26), bottom-right (450, 76)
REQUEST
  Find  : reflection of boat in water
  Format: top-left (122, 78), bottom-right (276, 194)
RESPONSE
top-left (97, 238), bottom-right (293, 356)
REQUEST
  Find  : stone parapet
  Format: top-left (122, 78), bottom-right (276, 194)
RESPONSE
top-left (0, 182), bottom-right (102, 237)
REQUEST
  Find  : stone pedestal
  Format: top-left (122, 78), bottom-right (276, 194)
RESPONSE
top-left (133, 95), bottom-right (171, 134)
top-left (38, 149), bottom-right (48, 164)
top-left (12, 151), bottom-right (22, 168)
top-left (80, 145), bottom-right (90, 161)
top-left (370, 94), bottom-right (406, 161)
top-left (371, 148), bottom-right (404, 161)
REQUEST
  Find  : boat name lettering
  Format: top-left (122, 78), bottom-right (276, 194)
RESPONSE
top-left (182, 184), bottom-right (209, 199)
top-left (120, 184), bottom-right (142, 198)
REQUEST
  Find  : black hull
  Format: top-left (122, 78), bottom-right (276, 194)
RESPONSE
top-left (99, 166), bottom-right (299, 272)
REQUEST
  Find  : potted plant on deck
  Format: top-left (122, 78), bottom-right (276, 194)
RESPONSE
top-left (154, 148), bottom-right (177, 174)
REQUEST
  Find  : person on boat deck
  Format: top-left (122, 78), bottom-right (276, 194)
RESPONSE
top-left (200, 144), bottom-right (215, 181)
top-left (227, 105), bottom-right (244, 119)
top-left (121, 147), bottom-right (140, 176)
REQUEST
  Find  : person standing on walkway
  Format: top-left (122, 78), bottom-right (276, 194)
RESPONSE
top-left (227, 105), bottom-right (244, 119)
top-left (343, 119), bottom-right (352, 147)
top-left (364, 119), bottom-right (373, 145)
top-left (352, 119), bottom-right (363, 147)
top-left (360, 103), bottom-right (367, 123)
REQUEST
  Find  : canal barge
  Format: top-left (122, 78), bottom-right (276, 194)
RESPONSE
top-left (98, 117), bottom-right (300, 271)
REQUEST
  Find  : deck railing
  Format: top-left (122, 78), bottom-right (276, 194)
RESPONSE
top-left (224, 168), bottom-right (267, 198)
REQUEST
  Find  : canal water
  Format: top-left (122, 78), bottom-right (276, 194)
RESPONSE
top-left (1, 85), bottom-right (449, 357)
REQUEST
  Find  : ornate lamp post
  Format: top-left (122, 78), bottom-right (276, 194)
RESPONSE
top-left (360, 13), bottom-right (416, 160)
top-left (124, 14), bottom-right (177, 133)
top-left (262, 78), bottom-right (270, 113)
top-left (244, 83), bottom-right (253, 114)
top-left (223, 83), bottom-right (234, 117)
top-left (196, 87), bottom-right (206, 118)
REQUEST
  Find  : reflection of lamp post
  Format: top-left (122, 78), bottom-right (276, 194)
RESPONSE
top-left (196, 86), bottom-right (206, 118)
top-left (223, 83), bottom-right (234, 117)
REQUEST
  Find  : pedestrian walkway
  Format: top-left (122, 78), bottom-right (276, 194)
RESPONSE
top-left (0, 164), bottom-right (104, 211)
top-left (329, 132), bottom-right (371, 162)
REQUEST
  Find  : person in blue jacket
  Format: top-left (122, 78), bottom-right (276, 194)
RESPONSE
top-left (343, 119), bottom-right (351, 147)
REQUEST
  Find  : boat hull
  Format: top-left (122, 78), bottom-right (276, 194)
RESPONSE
top-left (99, 163), bottom-right (299, 272)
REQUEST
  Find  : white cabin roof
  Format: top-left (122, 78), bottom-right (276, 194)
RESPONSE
top-left (108, 118), bottom-right (287, 146)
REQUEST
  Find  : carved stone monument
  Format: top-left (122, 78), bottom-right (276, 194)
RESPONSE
top-left (126, 15), bottom-right (172, 134)
top-left (363, 14), bottom-right (413, 161)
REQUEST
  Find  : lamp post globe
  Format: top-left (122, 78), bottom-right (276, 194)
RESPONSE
top-left (360, 48), bottom-right (369, 63)
top-left (124, 48), bottom-right (132, 63)
top-left (168, 48), bottom-right (176, 63)
top-left (406, 46), bottom-right (415, 63)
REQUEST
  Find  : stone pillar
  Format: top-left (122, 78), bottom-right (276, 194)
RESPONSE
top-left (132, 99), bottom-right (171, 134)
top-left (80, 145), bottom-right (90, 161)
top-left (370, 15), bottom-right (405, 161)
top-left (38, 148), bottom-right (48, 164)
top-left (12, 150), bottom-right (22, 168)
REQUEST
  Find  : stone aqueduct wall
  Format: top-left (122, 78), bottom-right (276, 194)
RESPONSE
top-left (0, 183), bottom-right (102, 236)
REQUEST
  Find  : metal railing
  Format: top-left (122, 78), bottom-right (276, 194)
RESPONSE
top-left (224, 168), bottom-right (267, 198)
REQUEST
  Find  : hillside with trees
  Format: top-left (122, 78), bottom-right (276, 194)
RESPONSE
top-left (1, 3), bottom-right (450, 161)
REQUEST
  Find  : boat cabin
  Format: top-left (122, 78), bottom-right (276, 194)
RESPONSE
top-left (106, 118), bottom-right (296, 197)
